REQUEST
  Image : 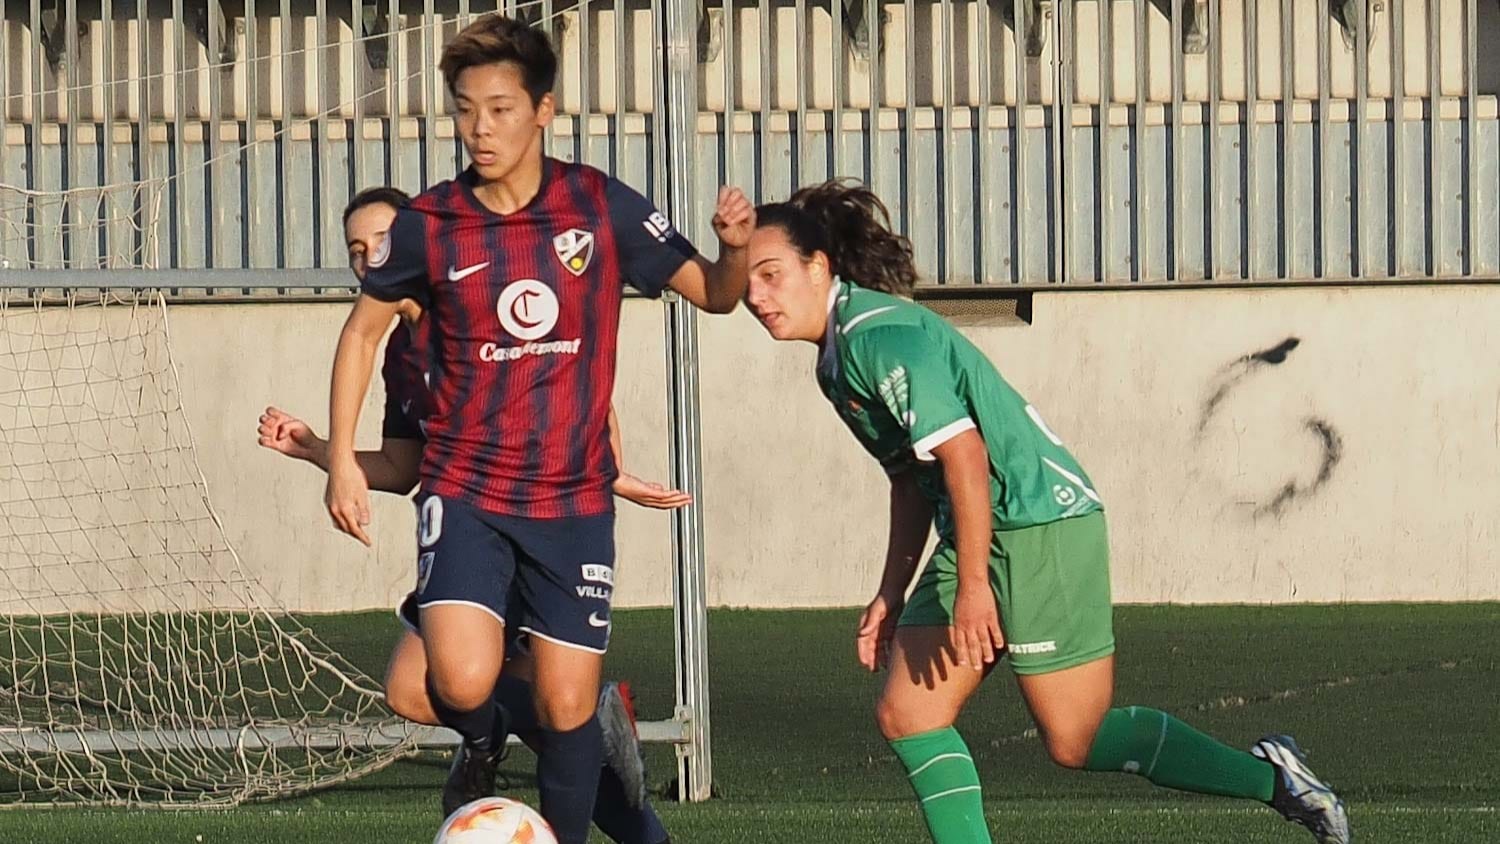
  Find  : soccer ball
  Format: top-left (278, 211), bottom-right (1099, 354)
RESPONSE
top-left (433, 797), bottom-right (559, 844)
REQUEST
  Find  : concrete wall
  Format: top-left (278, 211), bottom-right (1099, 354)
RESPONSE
top-left (121, 284), bottom-right (1500, 610)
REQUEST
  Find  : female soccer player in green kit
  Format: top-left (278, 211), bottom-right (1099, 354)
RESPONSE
top-left (741, 181), bottom-right (1350, 844)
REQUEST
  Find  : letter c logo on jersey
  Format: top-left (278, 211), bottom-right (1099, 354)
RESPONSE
top-left (496, 279), bottom-right (559, 341)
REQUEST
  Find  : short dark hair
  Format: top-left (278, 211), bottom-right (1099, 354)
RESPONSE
top-left (342, 186), bottom-right (410, 226)
top-left (439, 14), bottom-right (557, 107)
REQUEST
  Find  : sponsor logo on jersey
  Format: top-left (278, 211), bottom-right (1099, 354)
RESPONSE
top-left (642, 211), bottom-right (674, 243)
top-left (581, 564), bottom-right (614, 586)
top-left (448, 261), bottom-right (490, 282)
top-left (877, 365), bottom-right (909, 416)
top-left (479, 278), bottom-right (582, 361)
top-left (496, 279), bottom-right (558, 340)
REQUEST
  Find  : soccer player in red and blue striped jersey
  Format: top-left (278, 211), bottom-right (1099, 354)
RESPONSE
top-left (261, 186), bottom-right (680, 843)
top-left (321, 15), bottom-right (753, 841)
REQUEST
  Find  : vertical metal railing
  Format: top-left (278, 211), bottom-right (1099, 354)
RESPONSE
top-left (659, 0), bottom-right (713, 806)
top-left (1244, 0), bottom-right (1260, 279)
top-left (1132, 0), bottom-right (1147, 281)
top-left (1427, 0), bottom-right (1442, 274)
top-left (1464, 0), bottom-right (1478, 277)
top-left (1, 0), bottom-right (1495, 283)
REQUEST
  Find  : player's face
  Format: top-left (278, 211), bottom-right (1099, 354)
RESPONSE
top-left (453, 62), bottom-right (555, 183)
top-left (745, 226), bottom-right (832, 343)
top-left (345, 201), bottom-right (398, 281)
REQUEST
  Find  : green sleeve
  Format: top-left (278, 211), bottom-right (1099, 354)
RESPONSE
top-left (844, 327), bottom-right (976, 462)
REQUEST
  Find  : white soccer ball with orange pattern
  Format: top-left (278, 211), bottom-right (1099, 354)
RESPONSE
top-left (433, 797), bottom-right (559, 844)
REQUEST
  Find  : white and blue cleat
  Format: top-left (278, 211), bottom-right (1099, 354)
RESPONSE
top-left (1252, 734), bottom-right (1351, 844)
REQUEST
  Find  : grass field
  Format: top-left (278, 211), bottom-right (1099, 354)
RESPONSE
top-left (1, 604), bottom-right (1496, 843)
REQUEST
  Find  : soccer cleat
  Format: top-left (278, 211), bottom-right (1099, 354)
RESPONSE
top-left (598, 680), bottom-right (649, 809)
top-left (440, 740), bottom-right (507, 819)
top-left (1251, 734), bottom-right (1351, 844)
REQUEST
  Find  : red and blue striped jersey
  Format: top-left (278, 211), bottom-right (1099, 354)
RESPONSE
top-left (379, 318), bottom-right (432, 442)
top-left (362, 159), bottom-right (697, 518)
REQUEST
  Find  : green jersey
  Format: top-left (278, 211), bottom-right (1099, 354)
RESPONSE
top-left (815, 278), bottom-right (1103, 536)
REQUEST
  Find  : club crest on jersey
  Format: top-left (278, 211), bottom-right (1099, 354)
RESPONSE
top-left (552, 228), bottom-right (595, 277)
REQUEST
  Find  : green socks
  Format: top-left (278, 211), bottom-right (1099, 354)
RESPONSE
top-left (1084, 706), bottom-right (1276, 802)
top-left (889, 727), bottom-right (992, 843)
top-left (887, 707), bottom-right (1276, 842)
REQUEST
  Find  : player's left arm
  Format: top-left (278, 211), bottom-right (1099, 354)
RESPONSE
top-left (930, 431), bottom-right (1004, 670)
top-left (606, 180), bottom-right (753, 314)
top-left (608, 404), bottom-right (693, 510)
top-left (847, 328), bottom-right (1003, 669)
top-left (663, 187), bottom-right (754, 314)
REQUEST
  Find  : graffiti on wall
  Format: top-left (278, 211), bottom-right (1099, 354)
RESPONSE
top-left (1195, 337), bottom-right (1344, 518)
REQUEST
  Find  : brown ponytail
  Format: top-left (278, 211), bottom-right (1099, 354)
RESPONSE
top-left (755, 179), bottom-right (919, 297)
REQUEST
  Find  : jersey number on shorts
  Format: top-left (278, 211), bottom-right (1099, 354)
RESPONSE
top-left (418, 496), bottom-right (444, 547)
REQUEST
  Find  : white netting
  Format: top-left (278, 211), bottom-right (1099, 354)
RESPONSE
top-left (0, 182), bottom-right (164, 271)
top-left (0, 290), bottom-right (414, 807)
top-left (0, 3), bottom-right (590, 808)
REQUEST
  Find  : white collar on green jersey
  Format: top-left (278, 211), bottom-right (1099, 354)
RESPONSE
top-left (826, 276), bottom-right (847, 314)
top-left (817, 277), bottom-right (848, 379)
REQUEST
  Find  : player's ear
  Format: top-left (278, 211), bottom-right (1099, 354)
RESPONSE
top-left (810, 249), bottom-right (832, 282)
top-left (534, 92), bottom-right (556, 127)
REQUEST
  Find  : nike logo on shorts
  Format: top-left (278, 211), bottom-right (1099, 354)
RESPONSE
top-left (447, 262), bottom-right (490, 282)
top-left (587, 612), bottom-right (610, 628)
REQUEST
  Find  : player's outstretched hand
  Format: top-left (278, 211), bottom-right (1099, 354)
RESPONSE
top-left (711, 186), bottom-right (755, 250)
top-left (257, 406), bottom-right (325, 464)
top-left (950, 580), bottom-right (1004, 671)
top-left (856, 591), bottom-right (903, 672)
top-left (614, 473), bottom-right (693, 510)
top-left (325, 458), bottom-right (373, 547)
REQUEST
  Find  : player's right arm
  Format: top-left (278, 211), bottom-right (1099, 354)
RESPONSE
top-left (327, 296), bottom-right (401, 544)
top-left (326, 207), bottom-right (431, 545)
top-left (857, 469), bottom-right (933, 671)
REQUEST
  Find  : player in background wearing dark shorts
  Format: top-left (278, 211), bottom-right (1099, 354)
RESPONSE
top-left (261, 187), bottom-right (682, 842)
top-left (740, 180), bottom-right (1350, 844)
top-left (321, 17), bottom-right (753, 843)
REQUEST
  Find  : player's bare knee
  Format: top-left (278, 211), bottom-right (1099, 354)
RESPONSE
top-left (383, 679), bottom-right (427, 721)
top-left (1043, 734), bottom-right (1093, 769)
top-left (534, 685), bottom-right (597, 732)
top-left (426, 664), bottom-right (495, 712)
top-left (875, 696), bottom-right (945, 741)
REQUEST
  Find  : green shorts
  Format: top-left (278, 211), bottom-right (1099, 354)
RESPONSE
top-left (898, 510), bottom-right (1115, 675)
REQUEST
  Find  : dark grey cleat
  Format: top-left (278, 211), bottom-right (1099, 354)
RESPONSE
top-left (1252, 734), bottom-right (1351, 844)
top-left (598, 680), bottom-right (649, 809)
top-left (440, 740), bottom-right (507, 819)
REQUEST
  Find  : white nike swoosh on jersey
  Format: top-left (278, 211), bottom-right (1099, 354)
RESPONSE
top-left (447, 262), bottom-right (490, 281)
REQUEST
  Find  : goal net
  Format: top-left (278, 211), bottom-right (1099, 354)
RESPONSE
top-left (0, 182), bottom-right (165, 272)
top-left (0, 289), bottom-right (415, 808)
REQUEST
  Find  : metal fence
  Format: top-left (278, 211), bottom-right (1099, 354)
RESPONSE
top-left (1, 0), bottom-right (1496, 285)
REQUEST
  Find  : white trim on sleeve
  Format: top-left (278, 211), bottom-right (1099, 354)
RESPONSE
top-left (912, 417), bottom-right (978, 462)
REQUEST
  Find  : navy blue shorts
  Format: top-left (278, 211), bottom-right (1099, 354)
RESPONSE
top-left (397, 591), bottom-right (535, 661)
top-left (404, 492), bottom-right (616, 654)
